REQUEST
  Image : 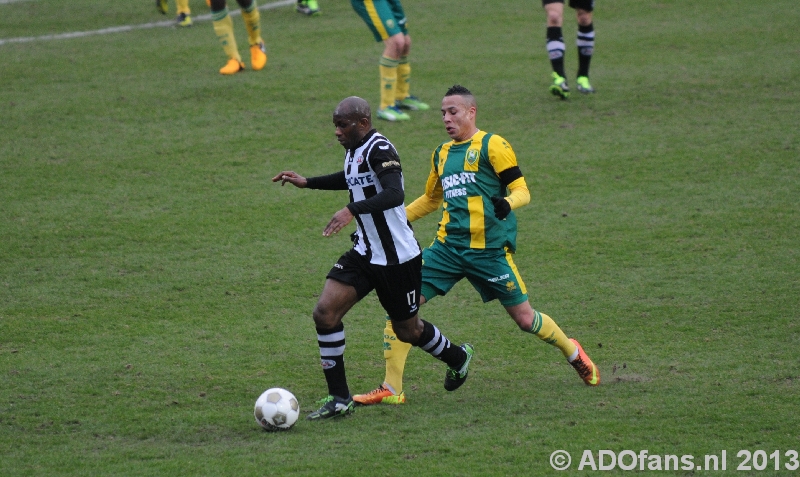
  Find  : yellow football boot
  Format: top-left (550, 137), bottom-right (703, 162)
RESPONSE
top-left (219, 58), bottom-right (245, 75)
top-left (250, 42), bottom-right (267, 71)
top-left (175, 13), bottom-right (192, 27)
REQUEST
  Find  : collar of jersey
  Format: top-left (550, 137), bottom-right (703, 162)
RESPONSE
top-left (450, 129), bottom-right (482, 146)
top-left (349, 128), bottom-right (378, 153)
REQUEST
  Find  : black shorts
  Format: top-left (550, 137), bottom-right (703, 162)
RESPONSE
top-left (327, 248), bottom-right (422, 321)
top-left (542, 0), bottom-right (595, 12)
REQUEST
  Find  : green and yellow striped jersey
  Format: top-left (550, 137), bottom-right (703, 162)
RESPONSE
top-left (412, 130), bottom-right (521, 251)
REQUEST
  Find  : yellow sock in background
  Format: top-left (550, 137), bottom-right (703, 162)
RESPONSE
top-left (395, 56), bottom-right (410, 102)
top-left (176, 0), bottom-right (190, 15)
top-left (383, 318), bottom-right (411, 394)
top-left (379, 56), bottom-right (399, 110)
top-left (212, 10), bottom-right (241, 62)
top-left (529, 310), bottom-right (577, 359)
top-left (241, 1), bottom-right (263, 46)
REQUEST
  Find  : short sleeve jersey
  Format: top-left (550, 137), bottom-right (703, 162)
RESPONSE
top-left (423, 130), bottom-right (519, 251)
top-left (346, 130), bottom-right (420, 265)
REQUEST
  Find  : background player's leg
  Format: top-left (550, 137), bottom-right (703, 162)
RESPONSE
top-left (237, 0), bottom-right (267, 70)
top-left (376, 33), bottom-right (410, 121)
top-left (544, 2), bottom-right (569, 98)
top-left (211, 1), bottom-right (244, 74)
top-left (575, 8), bottom-right (595, 93)
top-left (394, 36), bottom-right (430, 112)
top-left (175, 0), bottom-right (193, 26)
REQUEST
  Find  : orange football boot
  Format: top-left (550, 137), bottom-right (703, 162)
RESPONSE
top-left (353, 385), bottom-right (406, 405)
top-left (569, 338), bottom-right (600, 386)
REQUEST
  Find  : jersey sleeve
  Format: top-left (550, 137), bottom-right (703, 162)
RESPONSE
top-left (505, 177), bottom-right (531, 210)
top-left (367, 139), bottom-right (402, 178)
top-left (405, 148), bottom-right (444, 221)
top-left (305, 171), bottom-right (348, 190)
top-left (488, 135), bottom-right (529, 209)
top-left (487, 134), bottom-right (520, 175)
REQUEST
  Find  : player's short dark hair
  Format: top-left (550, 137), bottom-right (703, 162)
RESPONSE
top-left (444, 84), bottom-right (476, 109)
top-left (445, 84), bottom-right (472, 97)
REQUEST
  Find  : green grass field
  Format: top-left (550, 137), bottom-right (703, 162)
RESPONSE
top-left (1, 0), bottom-right (798, 475)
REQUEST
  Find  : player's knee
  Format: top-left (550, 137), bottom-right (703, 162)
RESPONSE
top-left (384, 34), bottom-right (405, 58)
top-left (546, 12), bottom-right (562, 27)
top-left (312, 304), bottom-right (340, 328)
top-left (391, 317), bottom-right (423, 344)
top-left (392, 324), bottom-right (414, 343)
top-left (576, 10), bottom-right (592, 26)
top-left (513, 313), bottom-right (536, 332)
top-left (393, 328), bottom-right (413, 343)
top-left (505, 302), bottom-right (535, 331)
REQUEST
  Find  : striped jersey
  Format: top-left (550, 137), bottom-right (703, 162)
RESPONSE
top-left (422, 130), bottom-right (519, 251)
top-left (346, 131), bottom-right (420, 265)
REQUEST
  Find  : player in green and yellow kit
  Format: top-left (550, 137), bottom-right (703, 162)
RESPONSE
top-left (156, 0), bottom-right (194, 27)
top-left (354, 85), bottom-right (599, 405)
top-left (350, 0), bottom-right (430, 122)
top-left (209, 0), bottom-right (267, 75)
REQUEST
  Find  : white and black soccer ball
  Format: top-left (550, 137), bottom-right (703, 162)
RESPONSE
top-left (254, 388), bottom-right (300, 431)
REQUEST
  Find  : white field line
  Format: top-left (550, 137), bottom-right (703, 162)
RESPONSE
top-left (0, 0), bottom-right (35, 5)
top-left (0, 0), bottom-right (294, 46)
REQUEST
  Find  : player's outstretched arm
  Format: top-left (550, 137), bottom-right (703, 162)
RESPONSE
top-left (272, 171), bottom-right (308, 188)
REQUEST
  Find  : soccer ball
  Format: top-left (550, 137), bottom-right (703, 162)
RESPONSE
top-left (254, 388), bottom-right (300, 431)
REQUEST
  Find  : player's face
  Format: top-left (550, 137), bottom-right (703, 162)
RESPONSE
top-left (333, 114), bottom-right (361, 149)
top-left (441, 95), bottom-right (476, 142)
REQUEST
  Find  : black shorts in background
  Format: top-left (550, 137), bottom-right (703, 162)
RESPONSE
top-left (542, 0), bottom-right (595, 12)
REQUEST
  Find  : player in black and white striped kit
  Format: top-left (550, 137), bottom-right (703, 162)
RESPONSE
top-left (343, 128), bottom-right (418, 267)
top-left (273, 96), bottom-right (474, 420)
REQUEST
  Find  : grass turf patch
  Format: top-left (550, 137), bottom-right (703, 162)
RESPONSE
top-left (1, 0), bottom-right (798, 475)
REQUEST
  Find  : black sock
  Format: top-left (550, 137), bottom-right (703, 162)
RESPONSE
top-left (577, 23), bottom-right (595, 78)
top-left (415, 320), bottom-right (467, 369)
top-left (546, 26), bottom-right (566, 78)
top-left (316, 323), bottom-right (349, 399)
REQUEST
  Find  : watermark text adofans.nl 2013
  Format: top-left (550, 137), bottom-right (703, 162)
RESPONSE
top-left (549, 450), bottom-right (799, 471)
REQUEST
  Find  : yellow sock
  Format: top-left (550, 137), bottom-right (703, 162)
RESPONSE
top-left (529, 310), bottom-right (577, 359)
top-left (379, 56), bottom-right (399, 110)
top-left (383, 318), bottom-right (411, 394)
top-left (241, 1), bottom-right (263, 46)
top-left (212, 10), bottom-right (241, 62)
top-left (395, 56), bottom-right (410, 101)
top-left (175, 0), bottom-right (190, 15)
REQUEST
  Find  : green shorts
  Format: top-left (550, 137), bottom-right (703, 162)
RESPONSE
top-left (421, 240), bottom-right (529, 307)
top-left (350, 0), bottom-right (408, 42)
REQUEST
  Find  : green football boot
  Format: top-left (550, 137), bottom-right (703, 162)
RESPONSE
top-left (576, 76), bottom-right (595, 94)
top-left (396, 95), bottom-right (430, 111)
top-left (306, 395), bottom-right (355, 420)
top-left (550, 72), bottom-right (570, 100)
top-left (444, 343), bottom-right (474, 391)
